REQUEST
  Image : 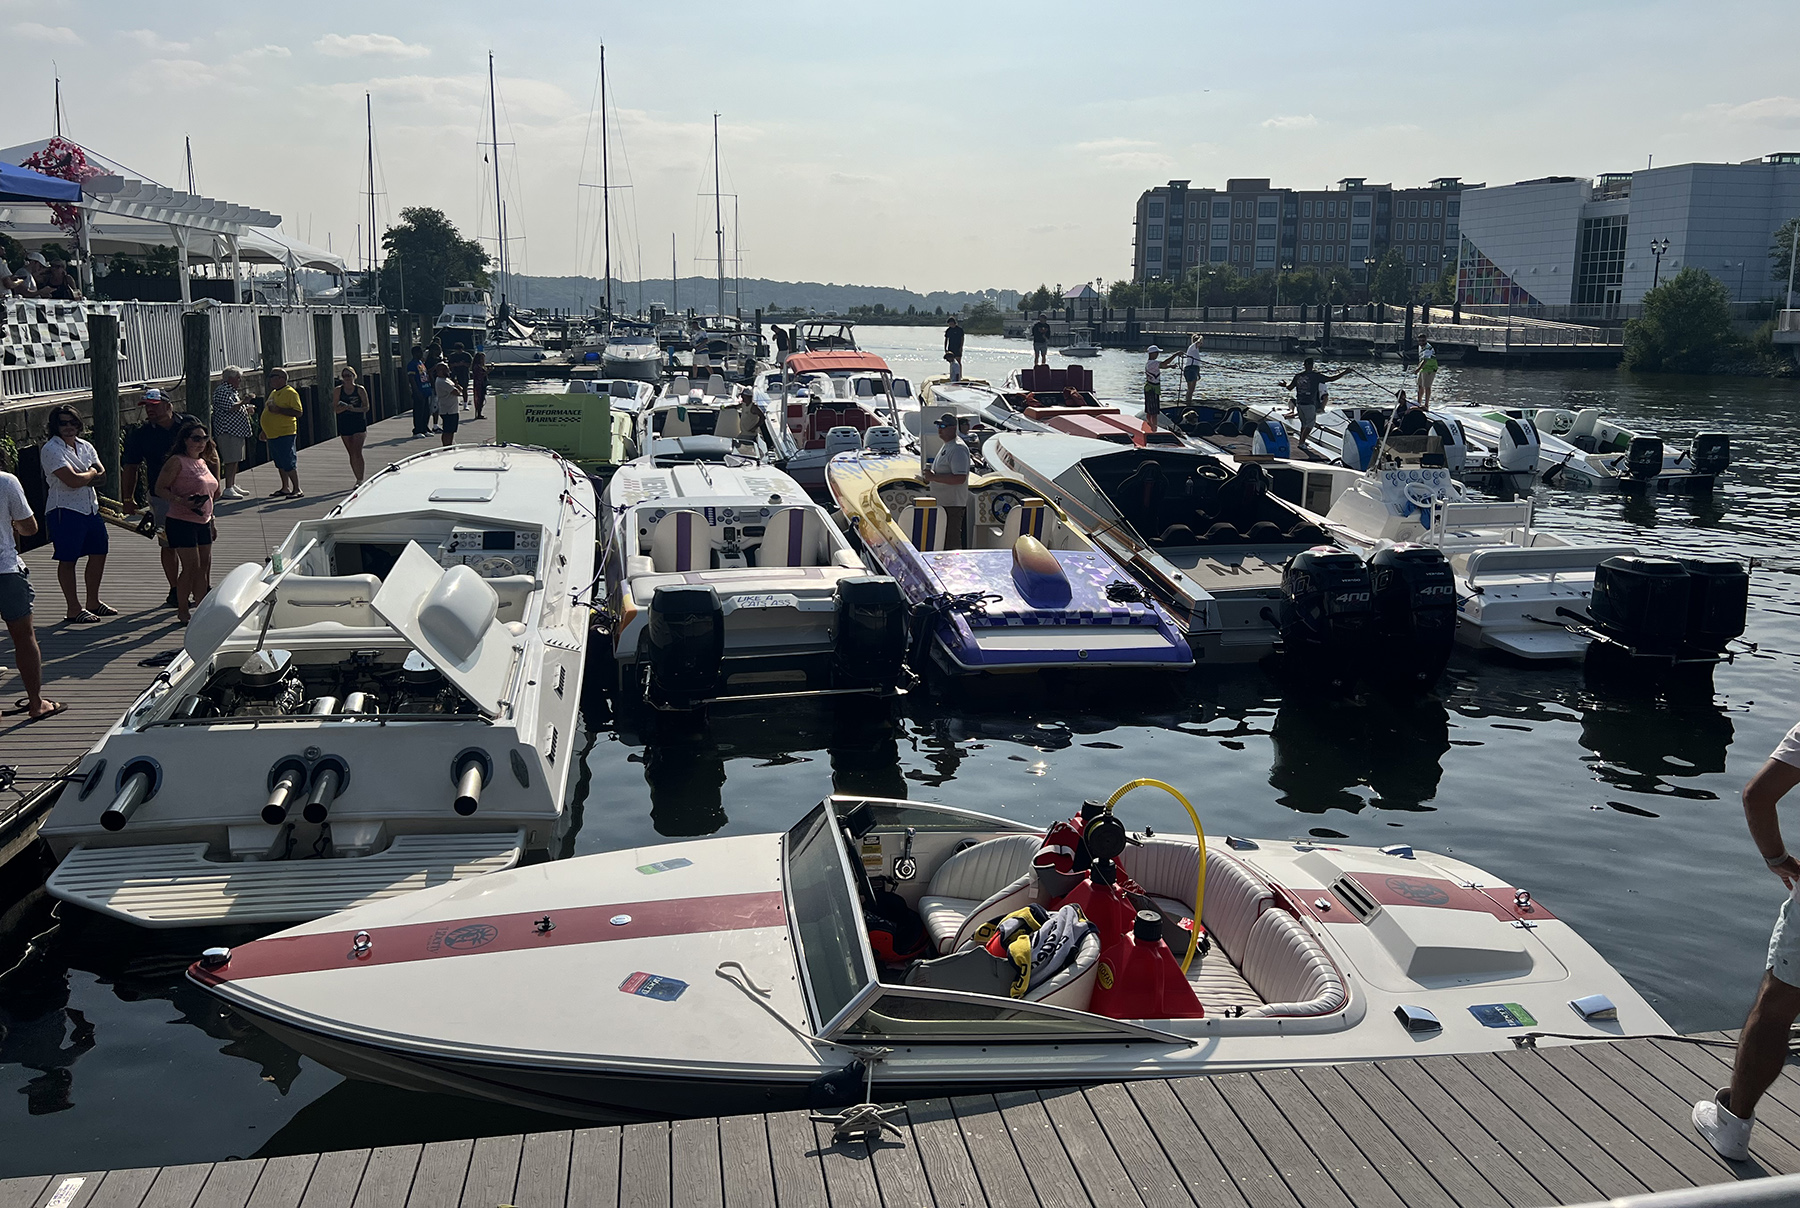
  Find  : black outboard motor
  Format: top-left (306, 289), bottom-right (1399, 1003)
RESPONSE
top-left (833, 576), bottom-right (908, 689)
top-left (1588, 556), bottom-right (1690, 657)
top-left (1367, 544), bottom-right (1457, 691)
top-left (1676, 557), bottom-right (1749, 657)
top-left (647, 584), bottom-right (725, 707)
top-left (1620, 436), bottom-right (1664, 490)
top-left (1689, 433), bottom-right (1731, 481)
top-left (1279, 548), bottom-right (1375, 690)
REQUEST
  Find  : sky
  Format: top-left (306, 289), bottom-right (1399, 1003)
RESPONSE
top-left (3, 0), bottom-right (1797, 294)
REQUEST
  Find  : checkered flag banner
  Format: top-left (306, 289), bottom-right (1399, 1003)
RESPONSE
top-left (2, 300), bottom-right (126, 367)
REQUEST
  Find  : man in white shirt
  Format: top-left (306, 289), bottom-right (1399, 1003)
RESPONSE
top-left (40, 404), bottom-right (113, 622)
top-left (1695, 721), bottom-right (1800, 1160)
top-left (923, 413), bottom-right (972, 549)
top-left (1180, 334), bottom-right (1205, 407)
top-left (0, 468), bottom-right (64, 720)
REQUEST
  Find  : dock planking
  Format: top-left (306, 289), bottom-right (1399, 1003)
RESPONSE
top-left (5, 1033), bottom-right (1789, 1208)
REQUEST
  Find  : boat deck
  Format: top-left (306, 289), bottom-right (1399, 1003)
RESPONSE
top-left (3, 1031), bottom-right (1794, 1208)
top-left (0, 410), bottom-right (499, 871)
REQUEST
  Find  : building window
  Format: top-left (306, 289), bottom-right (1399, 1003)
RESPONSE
top-left (1352, 245), bottom-right (1367, 263)
top-left (1148, 201), bottom-right (1164, 218)
top-left (1433, 201), bottom-right (1443, 217)
top-left (1432, 223), bottom-right (1442, 239)
top-left (1300, 246), bottom-right (1310, 263)
top-left (1189, 201), bottom-right (1198, 218)
top-left (1148, 247), bottom-right (1162, 262)
top-left (1352, 223), bottom-right (1369, 240)
top-left (1255, 246), bottom-right (1275, 263)
top-left (1257, 223), bottom-right (1276, 240)
top-left (1301, 223), bottom-right (1310, 239)
top-left (1188, 223), bottom-right (1197, 240)
top-left (1405, 246), bottom-right (1415, 263)
top-left (1212, 200), bottom-right (1230, 218)
top-left (1376, 225), bottom-right (1387, 239)
top-left (1446, 222), bottom-right (1458, 239)
top-left (1258, 201), bottom-right (1277, 217)
top-left (1284, 202), bottom-right (1297, 218)
top-left (1447, 200), bottom-right (1460, 217)
top-left (1302, 201), bottom-right (1312, 217)
top-left (1573, 214), bottom-right (1628, 305)
top-left (1211, 246), bottom-right (1228, 262)
top-left (1353, 200), bottom-right (1371, 217)
top-left (1148, 224), bottom-right (1163, 239)
top-left (1212, 223), bottom-right (1229, 240)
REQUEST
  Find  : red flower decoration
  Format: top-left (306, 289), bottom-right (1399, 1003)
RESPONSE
top-left (20, 137), bottom-right (103, 234)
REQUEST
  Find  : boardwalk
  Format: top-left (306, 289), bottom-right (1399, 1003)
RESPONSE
top-left (0, 407), bottom-right (495, 861)
top-left (0, 1033), bottom-right (1793, 1208)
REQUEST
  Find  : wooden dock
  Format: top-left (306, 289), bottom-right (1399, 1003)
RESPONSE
top-left (0, 1032), bottom-right (1794, 1208)
top-left (0, 407), bottom-right (498, 867)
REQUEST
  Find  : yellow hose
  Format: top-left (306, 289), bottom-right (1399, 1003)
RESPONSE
top-left (1105, 778), bottom-right (1207, 973)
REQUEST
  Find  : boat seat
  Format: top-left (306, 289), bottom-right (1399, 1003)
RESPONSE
top-left (917, 834), bottom-right (1044, 953)
top-left (650, 509), bottom-right (713, 573)
top-left (1239, 907), bottom-right (1347, 1017)
top-left (668, 375), bottom-right (691, 398)
top-left (659, 406), bottom-right (694, 438)
top-left (898, 497), bottom-right (949, 553)
top-left (756, 507), bottom-right (830, 568)
top-left (486, 574), bottom-right (537, 623)
top-left (705, 374), bottom-right (729, 398)
top-left (268, 573), bottom-right (383, 629)
top-left (1000, 497), bottom-right (1057, 545)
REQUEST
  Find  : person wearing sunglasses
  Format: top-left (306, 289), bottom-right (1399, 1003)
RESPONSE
top-left (39, 404), bottom-right (114, 623)
top-left (154, 419), bottom-right (221, 625)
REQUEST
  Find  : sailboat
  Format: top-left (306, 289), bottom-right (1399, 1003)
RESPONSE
top-left (478, 53), bottom-right (549, 364)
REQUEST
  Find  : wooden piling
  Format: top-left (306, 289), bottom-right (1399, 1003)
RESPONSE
top-left (89, 312), bottom-right (121, 503)
top-left (182, 310), bottom-right (211, 423)
top-left (257, 314), bottom-right (284, 458)
top-left (313, 312), bottom-right (338, 443)
top-left (376, 312), bottom-right (395, 423)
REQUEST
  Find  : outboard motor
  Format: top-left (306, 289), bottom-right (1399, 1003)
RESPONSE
top-left (1340, 420), bottom-right (1379, 471)
top-left (1279, 548), bottom-right (1376, 689)
top-left (1676, 557), bottom-right (1749, 657)
top-left (1589, 556), bottom-right (1690, 658)
top-left (1252, 419), bottom-right (1290, 459)
top-left (1620, 436), bottom-right (1664, 489)
top-left (863, 425), bottom-right (902, 456)
top-left (1689, 433), bottom-right (1730, 480)
top-left (1429, 417), bottom-right (1466, 473)
top-left (1367, 544), bottom-right (1457, 691)
top-left (833, 576), bottom-right (908, 689)
top-left (646, 584), bottom-right (725, 707)
top-left (823, 426), bottom-right (862, 460)
top-left (1497, 417), bottom-right (1540, 477)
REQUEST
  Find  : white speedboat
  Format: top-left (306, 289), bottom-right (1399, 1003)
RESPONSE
top-left (602, 323), bottom-right (662, 382)
top-left (1442, 406), bottom-right (1730, 494)
top-left (190, 788), bottom-right (1664, 1121)
top-left (1060, 330), bottom-right (1100, 357)
top-left (41, 446), bottom-right (597, 928)
top-left (565, 377), bottom-right (658, 414)
top-left (755, 351), bottom-right (914, 499)
top-left (634, 374), bottom-right (794, 466)
top-left (599, 460), bottom-right (907, 709)
top-left (1253, 402), bottom-right (1536, 496)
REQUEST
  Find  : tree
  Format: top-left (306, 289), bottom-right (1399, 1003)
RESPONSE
top-left (1370, 249), bottom-right (1412, 304)
top-left (1018, 284), bottom-right (1055, 314)
top-left (1430, 261), bottom-right (1457, 305)
top-left (379, 207), bottom-right (489, 319)
top-left (1773, 216), bottom-right (1800, 299)
top-left (1623, 267), bottom-right (1739, 373)
top-left (964, 299), bottom-right (1004, 334)
top-left (1106, 279), bottom-right (1141, 307)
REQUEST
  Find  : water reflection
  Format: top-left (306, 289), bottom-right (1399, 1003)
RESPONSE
top-left (1268, 694), bottom-right (1450, 815)
top-left (1578, 674), bottom-right (1733, 805)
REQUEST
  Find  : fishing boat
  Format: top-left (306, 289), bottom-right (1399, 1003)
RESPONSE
top-left (40, 446), bottom-right (597, 928)
top-left (1059, 330), bottom-right (1101, 357)
top-left (756, 350), bottom-right (914, 498)
top-left (1440, 406), bottom-right (1730, 494)
top-left (190, 785), bottom-right (1664, 1121)
top-left (826, 439), bottom-right (1193, 675)
top-left (598, 459), bottom-right (908, 710)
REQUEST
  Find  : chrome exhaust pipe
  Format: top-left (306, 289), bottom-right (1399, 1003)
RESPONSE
top-left (454, 762), bottom-right (484, 816)
top-left (100, 771), bottom-right (154, 832)
top-left (302, 765), bottom-right (342, 825)
top-left (262, 765), bottom-right (307, 826)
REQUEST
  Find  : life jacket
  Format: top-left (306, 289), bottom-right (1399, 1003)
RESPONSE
top-left (971, 903), bottom-right (1093, 998)
top-left (865, 886), bottom-right (928, 965)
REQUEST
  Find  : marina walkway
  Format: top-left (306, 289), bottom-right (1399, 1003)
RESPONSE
top-left (0, 1032), bottom-right (1792, 1208)
top-left (0, 407), bottom-right (497, 865)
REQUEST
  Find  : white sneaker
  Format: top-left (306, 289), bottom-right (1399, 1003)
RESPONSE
top-left (223, 486), bottom-right (248, 499)
top-left (1693, 1090), bottom-right (1752, 1160)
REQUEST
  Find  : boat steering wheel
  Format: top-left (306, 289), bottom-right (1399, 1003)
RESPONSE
top-left (988, 491), bottom-right (1023, 523)
top-left (1403, 482), bottom-right (1438, 513)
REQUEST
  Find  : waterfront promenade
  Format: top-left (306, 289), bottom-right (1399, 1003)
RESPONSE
top-left (0, 406), bottom-right (490, 864)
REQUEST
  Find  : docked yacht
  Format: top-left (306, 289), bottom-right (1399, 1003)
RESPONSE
top-left (1441, 406), bottom-right (1730, 494)
top-left (599, 460), bottom-right (907, 710)
top-left (602, 322), bottom-right (662, 382)
top-left (433, 282), bottom-right (491, 353)
top-left (192, 788), bottom-right (1664, 1121)
top-left (827, 442), bottom-right (1193, 675)
top-left (756, 351), bottom-right (914, 498)
top-left (41, 446), bottom-right (597, 928)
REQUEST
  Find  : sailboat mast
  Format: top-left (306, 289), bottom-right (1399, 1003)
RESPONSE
top-left (488, 52), bottom-right (506, 313)
top-left (733, 194), bottom-right (740, 319)
top-left (185, 136), bottom-right (195, 193)
top-left (672, 234), bottom-right (678, 314)
top-left (601, 45), bottom-right (612, 319)
top-left (366, 93), bottom-right (379, 301)
top-left (713, 113), bottom-right (724, 316)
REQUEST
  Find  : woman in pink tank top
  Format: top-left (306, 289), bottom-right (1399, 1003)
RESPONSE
top-left (155, 419), bottom-right (221, 624)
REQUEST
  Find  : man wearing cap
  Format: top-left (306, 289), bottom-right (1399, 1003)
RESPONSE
top-left (121, 389), bottom-right (197, 609)
top-left (20, 251), bottom-right (79, 299)
top-left (1142, 345), bottom-right (1180, 429)
top-left (923, 412), bottom-right (972, 550)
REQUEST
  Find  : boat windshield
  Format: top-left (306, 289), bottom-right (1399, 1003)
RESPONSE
top-left (784, 803), bottom-right (872, 1028)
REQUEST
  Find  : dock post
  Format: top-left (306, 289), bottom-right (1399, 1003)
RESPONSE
top-left (1322, 293), bottom-right (1333, 351)
top-left (90, 312), bottom-right (121, 503)
top-left (1404, 303), bottom-right (1415, 356)
top-left (313, 312), bottom-right (338, 443)
top-left (257, 315), bottom-right (283, 467)
top-left (1452, 301), bottom-right (1461, 324)
top-left (1267, 301), bottom-right (1275, 322)
top-left (182, 310), bottom-right (212, 423)
top-left (376, 312), bottom-right (395, 423)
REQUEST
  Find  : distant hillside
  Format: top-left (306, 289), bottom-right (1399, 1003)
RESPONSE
top-left (507, 275), bottom-right (1019, 317)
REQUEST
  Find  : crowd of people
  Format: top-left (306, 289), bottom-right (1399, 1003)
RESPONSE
top-left (0, 251), bottom-right (83, 300)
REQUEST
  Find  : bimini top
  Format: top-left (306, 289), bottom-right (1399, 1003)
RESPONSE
top-left (784, 351), bottom-right (890, 376)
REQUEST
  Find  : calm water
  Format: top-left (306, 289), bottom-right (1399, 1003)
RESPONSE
top-left (2, 325), bottom-right (1797, 1174)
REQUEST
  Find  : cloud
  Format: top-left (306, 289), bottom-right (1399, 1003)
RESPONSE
top-left (315, 33), bottom-right (429, 59)
top-left (122, 29), bottom-right (189, 53)
top-left (240, 44), bottom-right (291, 60)
top-left (1073, 137), bottom-right (1157, 153)
top-left (11, 22), bottom-right (81, 44)
top-left (1721, 96), bottom-right (1800, 126)
top-left (1261, 114), bottom-right (1318, 129)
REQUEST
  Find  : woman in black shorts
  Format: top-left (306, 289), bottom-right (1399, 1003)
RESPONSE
top-left (333, 366), bottom-right (371, 483)
top-left (154, 419), bottom-right (221, 624)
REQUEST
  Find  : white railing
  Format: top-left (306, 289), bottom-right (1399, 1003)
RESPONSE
top-left (1, 302), bottom-right (383, 411)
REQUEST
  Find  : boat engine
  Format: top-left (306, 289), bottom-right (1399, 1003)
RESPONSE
top-left (864, 425), bottom-right (902, 456)
top-left (1340, 420), bottom-right (1379, 471)
top-left (832, 576), bottom-right (908, 689)
top-left (1620, 436), bottom-right (1664, 488)
top-left (1429, 418), bottom-right (1467, 473)
top-left (1367, 543), bottom-right (1457, 691)
top-left (646, 584), bottom-right (724, 706)
top-left (1689, 433), bottom-right (1731, 479)
top-left (1589, 556), bottom-right (1691, 657)
top-left (1278, 548), bottom-right (1375, 689)
top-left (1252, 419), bottom-right (1291, 458)
top-left (1497, 417), bottom-right (1540, 476)
top-left (823, 426), bottom-right (862, 460)
top-left (1676, 557), bottom-right (1749, 656)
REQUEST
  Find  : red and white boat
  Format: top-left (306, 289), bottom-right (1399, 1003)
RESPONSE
top-left (757, 351), bottom-right (914, 497)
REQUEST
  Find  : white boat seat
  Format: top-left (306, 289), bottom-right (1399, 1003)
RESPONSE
top-left (705, 374), bottom-right (729, 398)
top-left (268, 573), bottom-right (383, 629)
top-left (713, 406), bottom-right (744, 440)
top-left (486, 574), bottom-right (537, 622)
top-left (650, 509), bottom-right (712, 573)
top-left (668, 375), bottom-right (691, 398)
top-left (898, 497), bottom-right (948, 552)
top-left (1568, 406), bottom-right (1601, 441)
top-left (1239, 907), bottom-right (1347, 1017)
top-left (1000, 497), bottom-right (1058, 545)
top-left (757, 507), bottom-right (829, 568)
top-left (917, 833), bottom-right (1043, 953)
top-left (659, 406), bottom-right (694, 438)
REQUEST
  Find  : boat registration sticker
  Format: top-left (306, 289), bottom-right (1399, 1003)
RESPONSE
top-left (621, 972), bottom-right (689, 1002)
top-left (1468, 1003), bottom-right (1537, 1028)
top-left (637, 857), bottom-right (693, 875)
top-left (730, 593), bottom-right (797, 611)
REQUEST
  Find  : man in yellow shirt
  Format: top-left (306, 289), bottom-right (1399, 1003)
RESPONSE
top-left (260, 368), bottom-right (304, 498)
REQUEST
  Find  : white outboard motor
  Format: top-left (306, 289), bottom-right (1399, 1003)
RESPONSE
top-left (1253, 419), bottom-right (1291, 458)
top-left (1497, 416), bottom-right (1540, 476)
top-left (1340, 420), bottom-right (1379, 471)
top-left (1428, 417), bottom-right (1467, 473)
top-left (864, 425), bottom-right (902, 456)
top-left (824, 426), bottom-right (863, 460)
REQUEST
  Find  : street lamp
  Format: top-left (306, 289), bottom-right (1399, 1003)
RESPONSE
top-left (1649, 238), bottom-right (1669, 288)
top-left (1277, 259), bottom-right (1294, 308)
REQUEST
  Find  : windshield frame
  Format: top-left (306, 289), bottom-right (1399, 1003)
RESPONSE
top-left (782, 801), bottom-right (881, 1033)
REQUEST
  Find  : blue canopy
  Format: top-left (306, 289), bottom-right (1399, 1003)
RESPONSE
top-left (0, 160), bottom-right (82, 204)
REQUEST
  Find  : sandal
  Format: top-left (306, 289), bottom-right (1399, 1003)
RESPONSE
top-left (89, 603), bottom-right (120, 617)
top-left (268, 488), bottom-right (291, 497)
top-left (4, 698), bottom-right (69, 721)
top-left (65, 609), bottom-right (102, 624)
